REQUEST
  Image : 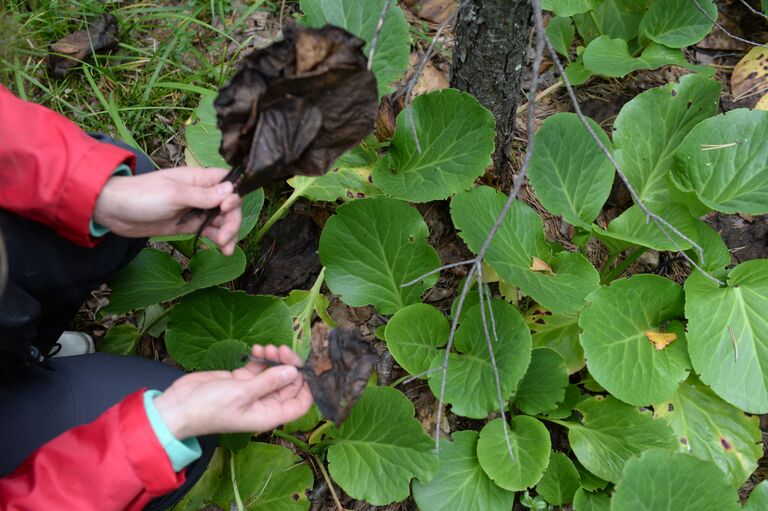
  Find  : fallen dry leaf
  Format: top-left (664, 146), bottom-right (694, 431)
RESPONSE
top-left (48, 14), bottom-right (119, 78)
top-left (405, 0), bottom-right (458, 23)
top-left (530, 256), bottom-right (555, 275)
top-left (645, 330), bottom-right (678, 351)
top-left (407, 53), bottom-right (450, 96)
top-left (731, 46), bottom-right (768, 101)
top-left (303, 325), bottom-right (379, 425)
top-left (214, 23), bottom-right (379, 196)
top-left (696, 12), bottom-right (748, 51)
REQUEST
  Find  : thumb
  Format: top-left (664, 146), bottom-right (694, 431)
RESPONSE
top-left (243, 365), bottom-right (299, 400)
top-left (173, 181), bottom-right (234, 210)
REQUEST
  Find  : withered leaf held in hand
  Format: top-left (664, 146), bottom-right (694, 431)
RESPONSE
top-left (214, 23), bottom-right (379, 195)
top-left (303, 324), bottom-right (379, 426)
top-left (48, 14), bottom-right (119, 78)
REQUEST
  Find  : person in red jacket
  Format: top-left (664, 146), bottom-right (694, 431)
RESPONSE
top-left (0, 84), bottom-right (313, 510)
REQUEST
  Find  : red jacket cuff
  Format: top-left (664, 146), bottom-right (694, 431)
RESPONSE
top-left (118, 389), bottom-right (186, 496)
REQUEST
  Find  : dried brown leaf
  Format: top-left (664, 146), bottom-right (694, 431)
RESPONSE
top-left (214, 24), bottom-right (378, 195)
top-left (48, 14), bottom-right (119, 78)
top-left (303, 326), bottom-right (379, 425)
top-left (732, 46), bottom-right (768, 101)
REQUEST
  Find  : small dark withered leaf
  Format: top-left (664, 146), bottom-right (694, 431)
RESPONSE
top-left (214, 23), bottom-right (379, 195)
top-left (48, 14), bottom-right (119, 79)
top-left (303, 324), bottom-right (379, 426)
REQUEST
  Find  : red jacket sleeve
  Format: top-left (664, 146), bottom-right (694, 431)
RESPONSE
top-left (0, 84), bottom-right (136, 247)
top-left (0, 390), bottom-right (185, 511)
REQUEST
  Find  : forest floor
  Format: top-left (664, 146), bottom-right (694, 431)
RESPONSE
top-left (2, 0), bottom-right (768, 509)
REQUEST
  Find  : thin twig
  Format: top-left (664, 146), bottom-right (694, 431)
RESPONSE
top-left (368, 0), bottom-right (396, 71)
top-left (739, 0), bottom-right (768, 20)
top-left (539, 10), bottom-right (725, 286)
top-left (477, 264), bottom-right (515, 461)
top-left (432, 0), bottom-right (547, 454)
top-left (401, 259), bottom-right (477, 288)
top-left (692, 0), bottom-right (768, 48)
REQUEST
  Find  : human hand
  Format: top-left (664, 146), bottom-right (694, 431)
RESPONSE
top-left (153, 344), bottom-right (313, 439)
top-left (92, 167), bottom-right (242, 255)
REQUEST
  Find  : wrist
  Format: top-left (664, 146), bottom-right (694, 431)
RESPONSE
top-left (153, 391), bottom-right (195, 439)
top-left (92, 175), bottom-right (124, 231)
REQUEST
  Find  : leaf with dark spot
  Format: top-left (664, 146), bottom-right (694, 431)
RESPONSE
top-left (214, 23), bottom-right (379, 195)
top-left (48, 14), bottom-right (119, 78)
top-left (303, 324), bottom-right (379, 425)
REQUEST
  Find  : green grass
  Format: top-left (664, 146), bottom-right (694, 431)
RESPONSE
top-left (0, 0), bottom-right (281, 160)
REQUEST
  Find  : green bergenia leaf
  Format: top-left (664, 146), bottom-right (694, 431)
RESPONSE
top-left (579, 275), bottom-right (690, 406)
top-left (372, 89), bottom-right (495, 203)
top-left (610, 451), bottom-right (739, 511)
top-left (319, 197), bottom-right (440, 314)
top-left (639, 0), bottom-right (717, 48)
top-left (166, 287), bottom-right (293, 370)
top-left (327, 386), bottom-right (439, 505)
top-left (513, 348), bottom-right (569, 415)
top-left (413, 430), bottom-right (516, 511)
top-left (105, 247), bottom-right (246, 315)
top-left (536, 451), bottom-right (581, 506)
top-left (451, 186), bottom-right (599, 314)
top-left (385, 303), bottom-right (449, 377)
top-left (685, 260), bottom-right (768, 413)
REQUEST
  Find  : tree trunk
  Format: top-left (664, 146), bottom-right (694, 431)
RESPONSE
top-left (451, 0), bottom-right (532, 178)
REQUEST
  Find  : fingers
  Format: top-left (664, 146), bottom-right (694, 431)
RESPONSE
top-left (172, 180), bottom-right (234, 211)
top-left (163, 166), bottom-right (231, 187)
top-left (243, 365), bottom-right (300, 400)
top-left (202, 202), bottom-right (242, 256)
top-left (277, 344), bottom-right (303, 367)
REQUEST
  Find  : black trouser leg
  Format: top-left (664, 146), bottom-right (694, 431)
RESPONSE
top-left (0, 136), bottom-right (215, 509)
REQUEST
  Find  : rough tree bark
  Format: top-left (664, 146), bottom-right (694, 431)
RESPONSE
top-left (451, 0), bottom-right (532, 179)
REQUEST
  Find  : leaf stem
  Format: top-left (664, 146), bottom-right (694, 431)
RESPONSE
top-left (139, 305), bottom-right (173, 335)
top-left (253, 185), bottom-right (306, 242)
top-left (230, 452), bottom-right (245, 511)
top-left (272, 429), bottom-right (311, 452)
top-left (600, 247), bottom-right (647, 284)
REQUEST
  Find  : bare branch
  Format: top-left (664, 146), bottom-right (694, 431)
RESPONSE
top-left (692, 0), bottom-right (768, 48)
top-left (400, 259), bottom-right (477, 288)
top-left (477, 264), bottom-right (515, 461)
top-left (738, 0), bottom-right (768, 20)
top-left (368, 0), bottom-right (396, 70)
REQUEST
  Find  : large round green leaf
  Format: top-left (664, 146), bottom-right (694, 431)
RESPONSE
top-left (327, 386), bottom-right (439, 505)
top-left (412, 430), bottom-right (515, 511)
top-left (300, 0), bottom-right (409, 97)
top-left (655, 378), bottom-right (762, 488)
top-left (671, 109), bottom-right (768, 214)
top-left (579, 275), bottom-right (690, 406)
top-left (476, 417), bottom-right (551, 491)
top-left (639, 0), bottom-right (717, 48)
top-left (184, 94), bottom-right (228, 169)
top-left (559, 396), bottom-right (677, 482)
top-left (685, 260), bottom-right (768, 413)
top-left (427, 300), bottom-right (532, 418)
top-left (610, 450), bottom-right (739, 511)
top-left (613, 75), bottom-right (721, 202)
top-left (536, 451), bottom-right (581, 506)
top-left (385, 303), bottom-right (449, 376)
top-left (372, 89), bottom-right (495, 203)
top-left (105, 247), bottom-right (246, 315)
top-left (166, 287), bottom-right (293, 370)
top-left (513, 348), bottom-right (569, 415)
top-left (451, 186), bottom-right (599, 314)
top-left (528, 113), bottom-right (613, 228)
top-left (577, 0), bottom-right (649, 42)
top-left (319, 198), bottom-right (440, 315)
top-left (212, 443), bottom-right (314, 511)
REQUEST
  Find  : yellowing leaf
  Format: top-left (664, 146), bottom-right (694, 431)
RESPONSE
top-left (732, 46), bottom-right (768, 101)
top-left (756, 93), bottom-right (768, 111)
top-left (645, 330), bottom-right (678, 351)
top-left (530, 256), bottom-right (555, 275)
